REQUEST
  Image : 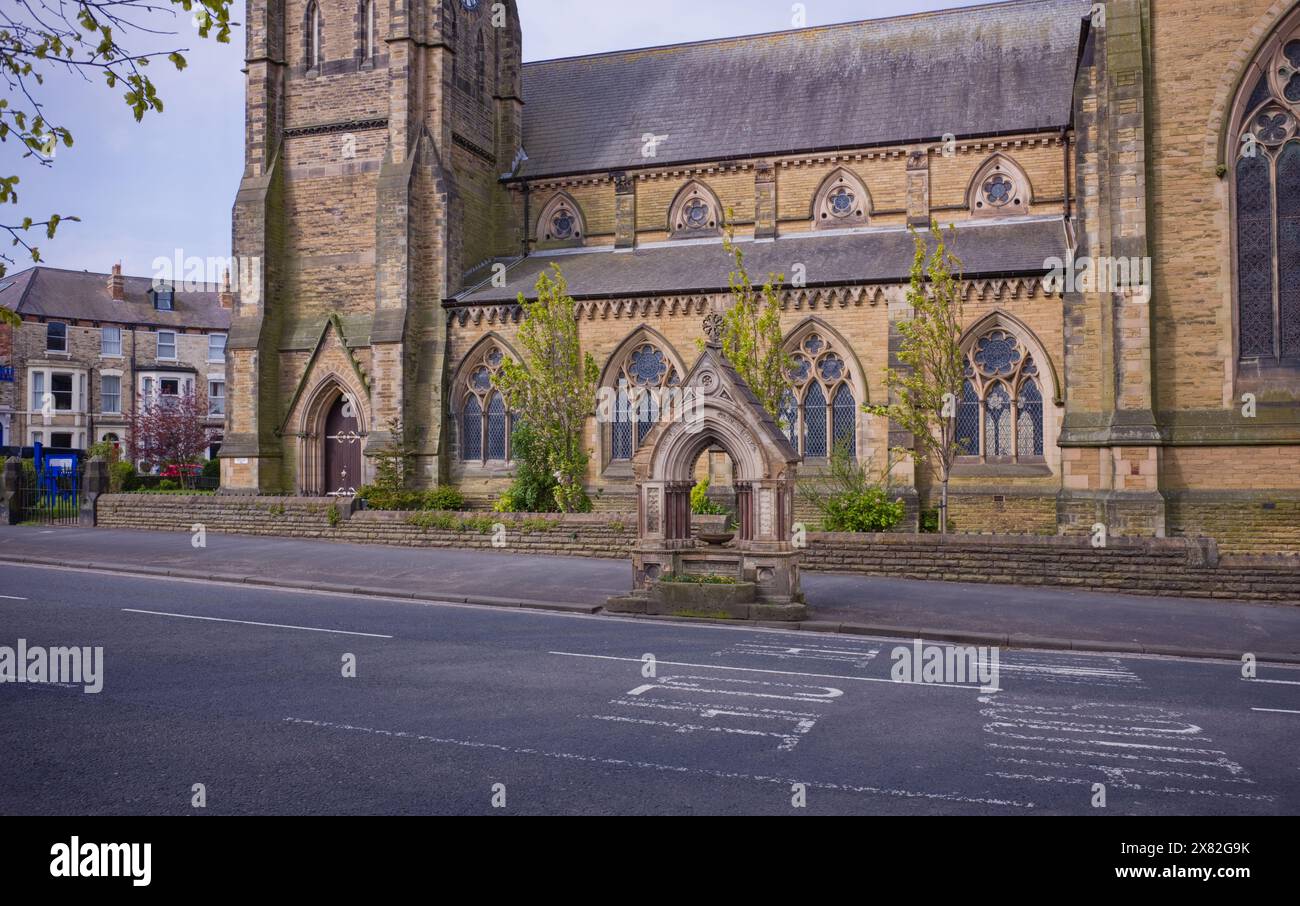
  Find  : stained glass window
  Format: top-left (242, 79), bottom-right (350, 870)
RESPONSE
top-left (462, 396), bottom-right (482, 461)
top-left (608, 339), bottom-right (678, 463)
top-left (960, 328), bottom-right (1049, 461)
top-left (1018, 380), bottom-right (1045, 457)
top-left (956, 380), bottom-right (980, 456)
top-left (461, 345), bottom-right (513, 463)
top-left (1232, 30), bottom-right (1300, 364)
top-left (779, 390), bottom-right (799, 448)
top-left (803, 383), bottom-right (828, 458)
top-left (831, 385), bottom-right (856, 457)
top-left (486, 393), bottom-right (507, 460)
top-left (612, 387), bottom-right (633, 461)
top-left (984, 384), bottom-right (1013, 458)
top-left (818, 353), bottom-right (845, 382)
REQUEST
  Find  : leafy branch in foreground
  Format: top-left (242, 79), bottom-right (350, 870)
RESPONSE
top-left (0, 1), bottom-right (235, 275)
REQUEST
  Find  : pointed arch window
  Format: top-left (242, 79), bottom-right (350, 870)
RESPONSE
top-left (475, 31), bottom-right (486, 97)
top-left (305, 1), bottom-right (323, 70)
top-left (1232, 22), bottom-right (1300, 363)
top-left (459, 343), bottom-right (514, 463)
top-left (536, 193), bottom-right (585, 247)
top-left (968, 154), bottom-right (1031, 217)
top-left (607, 340), bottom-right (681, 463)
top-left (784, 331), bottom-right (858, 459)
top-left (957, 328), bottom-right (1046, 462)
top-left (812, 168), bottom-right (870, 229)
top-left (668, 182), bottom-right (722, 239)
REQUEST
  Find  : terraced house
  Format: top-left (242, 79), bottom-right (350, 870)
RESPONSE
top-left (223, 0), bottom-right (1300, 553)
top-left (0, 266), bottom-right (230, 460)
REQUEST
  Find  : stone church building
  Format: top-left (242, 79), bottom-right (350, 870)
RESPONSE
top-left (222, 0), bottom-right (1300, 553)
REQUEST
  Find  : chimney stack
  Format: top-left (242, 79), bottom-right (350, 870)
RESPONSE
top-left (219, 268), bottom-right (234, 309)
top-left (108, 262), bottom-right (125, 301)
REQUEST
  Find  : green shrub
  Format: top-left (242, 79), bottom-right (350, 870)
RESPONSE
top-left (424, 486), bottom-right (465, 512)
top-left (920, 509), bottom-right (956, 534)
top-left (799, 441), bottom-right (904, 533)
top-left (202, 458), bottom-right (221, 481)
top-left (158, 479), bottom-right (179, 491)
top-left (821, 486), bottom-right (905, 533)
top-left (495, 421), bottom-right (561, 513)
top-left (659, 572), bottom-right (738, 585)
top-left (690, 478), bottom-right (727, 515)
top-left (109, 460), bottom-right (136, 493)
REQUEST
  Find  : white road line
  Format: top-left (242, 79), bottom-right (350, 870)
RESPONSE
top-left (1252, 707), bottom-right (1300, 715)
top-left (122, 609), bottom-right (393, 639)
top-left (549, 650), bottom-right (985, 690)
top-left (284, 716), bottom-right (1035, 808)
top-left (1245, 677), bottom-right (1300, 686)
top-left (0, 594), bottom-right (28, 600)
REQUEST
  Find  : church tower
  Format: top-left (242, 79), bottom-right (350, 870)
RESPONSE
top-left (222, 0), bottom-right (523, 494)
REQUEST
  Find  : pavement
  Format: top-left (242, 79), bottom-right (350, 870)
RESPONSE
top-left (1, 525), bottom-right (1299, 662)
top-left (1, 562), bottom-right (1298, 816)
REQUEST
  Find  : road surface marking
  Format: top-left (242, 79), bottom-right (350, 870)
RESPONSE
top-left (122, 609), bottom-right (393, 639)
top-left (0, 594), bottom-right (28, 600)
top-left (549, 651), bottom-right (984, 690)
top-left (283, 716), bottom-right (1036, 809)
top-left (1252, 707), bottom-right (1300, 714)
top-left (1245, 677), bottom-right (1300, 686)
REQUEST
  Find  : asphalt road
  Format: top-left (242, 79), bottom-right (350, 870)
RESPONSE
top-left (1, 562), bottom-right (1298, 816)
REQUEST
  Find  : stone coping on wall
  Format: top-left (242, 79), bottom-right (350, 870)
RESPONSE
top-left (92, 495), bottom-right (1299, 603)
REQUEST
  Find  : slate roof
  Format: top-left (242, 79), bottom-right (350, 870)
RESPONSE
top-left (0, 266), bottom-right (230, 330)
top-left (518, 0), bottom-right (1090, 179)
top-left (452, 216), bottom-right (1068, 304)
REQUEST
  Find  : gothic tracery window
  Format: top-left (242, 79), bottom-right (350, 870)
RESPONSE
top-left (812, 168), bottom-right (870, 229)
top-left (536, 193), bottom-right (584, 246)
top-left (956, 328), bottom-right (1045, 461)
top-left (668, 182), bottom-right (721, 238)
top-left (460, 344), bottom-right (513, 463)
top-left (784, 331), bottom-right (857, 459)
top-left (1233, 25), bottom-right (1300, 363)
top-left (969, 154), bottom-right (1031, 217)
top-left (608, 342), bottom-right (681, 462)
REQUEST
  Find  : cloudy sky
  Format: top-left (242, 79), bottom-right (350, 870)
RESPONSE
top-left (18, 0), bottom-right (986, 276)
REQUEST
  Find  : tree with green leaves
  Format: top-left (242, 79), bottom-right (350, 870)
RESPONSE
top-left (714, 210), bottom-right (792, 422)
top-left (493, 265), bottom-right (599, 513)
top-left (0, 1), bottom-right (234, 276)
top-left (865, 221), bottom-right (966, 535)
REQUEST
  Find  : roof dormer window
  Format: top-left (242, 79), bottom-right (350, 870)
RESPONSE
top-left (152, 284), bottom-right (175, 311)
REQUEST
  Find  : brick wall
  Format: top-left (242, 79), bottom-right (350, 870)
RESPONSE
top-left (93, 494), bottom-right (1300, 603)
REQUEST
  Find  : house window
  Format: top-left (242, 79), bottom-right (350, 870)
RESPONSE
top-left (608, 342), bottom-right (680, 462)
top-left (46, 322), bottom-right (67, 353)
top-left (160, 378), bottom-right (180, 396)
top-left (208, 333), bottom-right (227, 362)
top-left (783, 332), bottom-right (857, 459)
top-left (153, 284), bottom-right (174, 311)
top-left (102, 375), bottom-right (121, 414)
top-left (459, 344), bottom-right (512, 462)
top-left (101, 326), bottom-right (122, 357)
top-left (51, 432), bottom-right (73, 449)
top-left (30, 371), bottom-right (44, 411)
top-left (956, 328), bottom-right (1046, 461)
top-left (51, 373), bottom-right (73, 411)
top-left (208, 380), bottom-right (225, 416)
top-left (157, 331), bottom-right (177, 360)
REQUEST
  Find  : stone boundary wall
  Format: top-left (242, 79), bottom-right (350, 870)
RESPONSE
top-left (95, 494), bottom-right (637, 558)
top-left (94, 495), bottom-right (1300, 603)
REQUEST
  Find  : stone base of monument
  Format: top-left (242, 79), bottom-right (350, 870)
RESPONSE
top-left (605, 580), bottom-right (808, 622)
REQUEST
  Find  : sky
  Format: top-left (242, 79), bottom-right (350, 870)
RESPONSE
top-left (16, 0), bottom-right (989, 276)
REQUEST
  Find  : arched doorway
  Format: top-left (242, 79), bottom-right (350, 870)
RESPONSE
top-left (323, 394), bottom-right (362, 497)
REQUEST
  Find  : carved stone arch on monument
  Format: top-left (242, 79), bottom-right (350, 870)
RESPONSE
top-left (617, 316), bottom-right (805, 614)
